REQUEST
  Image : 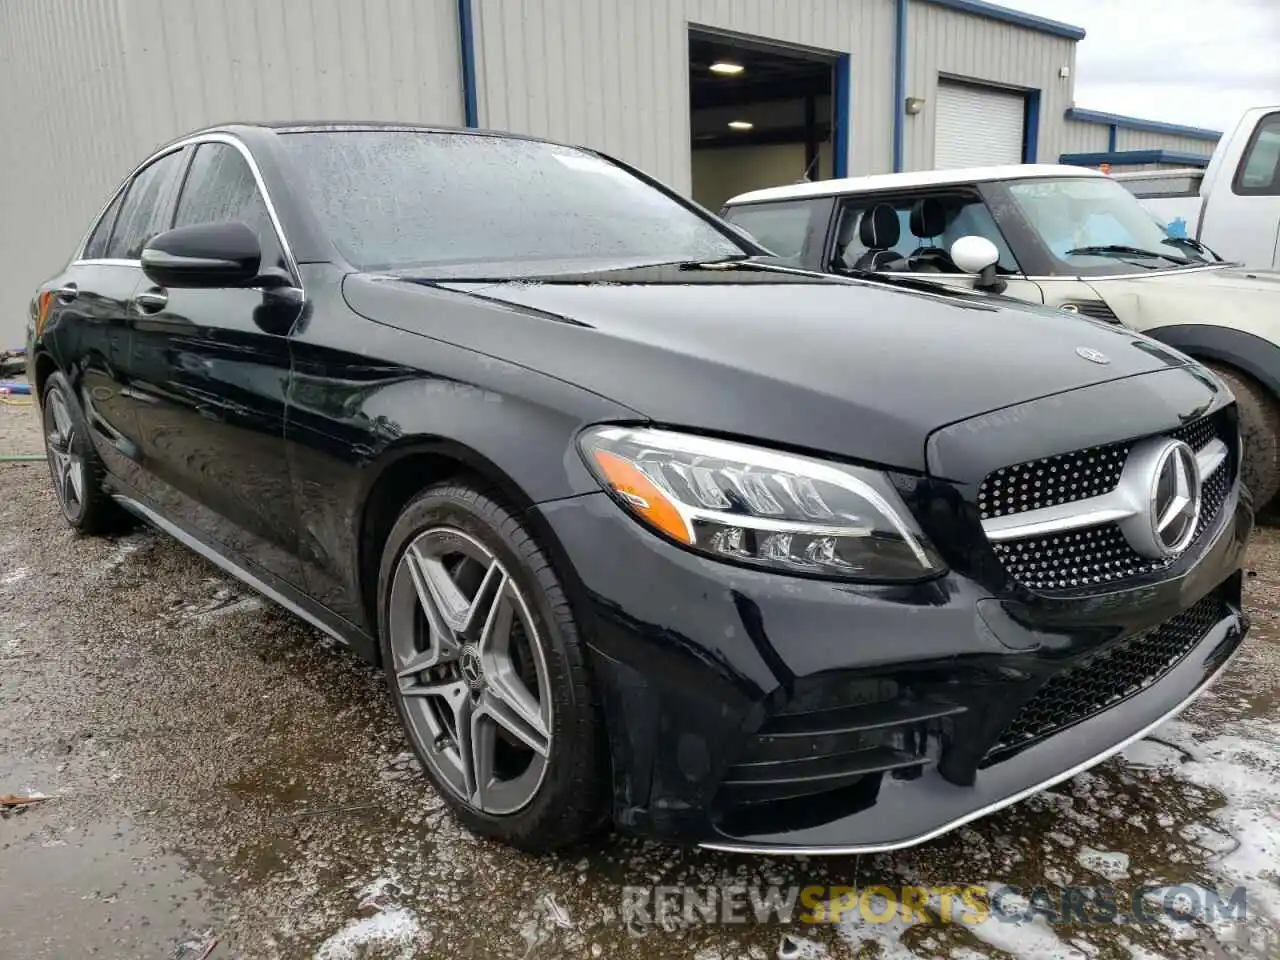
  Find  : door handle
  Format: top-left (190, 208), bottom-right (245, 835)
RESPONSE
top-left (55, 283), bottom-right (79, 303)
top-left (133, 289), bottom-right (169, 314)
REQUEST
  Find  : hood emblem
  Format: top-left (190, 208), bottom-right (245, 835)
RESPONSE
top-left (1076, 346), bottom-right (1110, 365)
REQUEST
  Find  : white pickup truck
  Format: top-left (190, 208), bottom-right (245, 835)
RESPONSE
top-left (1115, 106), bottom-right (1280, 269)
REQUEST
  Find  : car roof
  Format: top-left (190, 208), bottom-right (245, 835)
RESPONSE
top-left (151, 120), bottom-right (572, 153)
top-left (726, 164), bottom-right (1106, 205)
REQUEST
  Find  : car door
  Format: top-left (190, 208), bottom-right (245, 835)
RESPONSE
top-left (126, 138), bottom-right (306, 586)
top-left (37, 148), bottom-right (189, 491)
top-left (828, 190), bottom-right (1046, 304)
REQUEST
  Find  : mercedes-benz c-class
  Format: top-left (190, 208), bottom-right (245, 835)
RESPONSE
top-left (27, 123), bottom-right (1251, 853)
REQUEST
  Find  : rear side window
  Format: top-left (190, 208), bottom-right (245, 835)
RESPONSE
top-left (1234, 112), bottom-right (1280, 195)
top-left (105, 150), bottom-right (186, 260)
top-left (722, 201), bottom-right (814, 261)
top-left (1118, 173), bottom-right (1202, 199)
top-left (173, 143), bottom-right (287, 271)
top-left (83, 189), bottom-right (126, 260)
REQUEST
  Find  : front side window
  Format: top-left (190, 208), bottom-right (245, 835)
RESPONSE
top-left (1235, 113), bottom-right (1280, 195)
top-left (276, 131), bottom-right (746, 275)
top-left (1006, 176), bottom-right (1212, 275)
top-left (722, 201), bottom-right (814, 262)
top-left (832, 193), bottom-right (1020, 274)
top-left (83, 189), bottom-right (126, 260)
top-left (105, 149), bottom-right (186, 260)
top-left (174, 143), bottom-right (286, 271)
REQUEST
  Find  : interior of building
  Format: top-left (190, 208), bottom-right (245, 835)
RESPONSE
top-left (688, 32), bottom-right (837, 210)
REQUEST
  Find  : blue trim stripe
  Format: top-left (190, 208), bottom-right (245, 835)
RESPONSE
top-left (1022, 89), bottom-right (1040, 163)
top-left (1059, 149), bottom-right (1214, 168)
top-left (920, 0), bottom-right (1085, 40)
top-left (1107, 124), bottom-right (1117, 152)
top-left (833, 54), bottom-right (851, 178)
top-left (892, 0), bottom-right (907, 172)
top-left (1065, 108), bottom-right (1220, 142)
top-left (457, 0), bottom-right (479, 127)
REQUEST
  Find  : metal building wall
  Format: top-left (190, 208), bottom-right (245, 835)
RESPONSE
top-left (1115, 128), bottom-right (1219, 156)
top-left (0, 0), bottom-right (463, 347)
top-left (1059, 119), bottom-right (1112, 156)
top-left (470, 0), bottom-right (897, 195)
top-left (902, 0), bottom-right (1076, 171)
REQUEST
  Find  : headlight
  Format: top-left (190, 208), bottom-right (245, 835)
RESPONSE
top-left (578, 426), bottom-right (944, 581)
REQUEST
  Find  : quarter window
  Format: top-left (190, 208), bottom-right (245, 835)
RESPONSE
top-left (174, 143), bottom-right (286, 271)
top-left (1235, 113), bottom-right (1280, 195)
top-left (722, 201), bottom-right (814, 262)
top-left (83, 189), bottom-right (126, 260)
top-left (105, 149), bottom-right (186, 260)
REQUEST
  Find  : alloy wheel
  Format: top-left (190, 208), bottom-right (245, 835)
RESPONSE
top-left (45, 390), bottom-right (85, 518)
top-left (388, 527), bottom-right (553, 815)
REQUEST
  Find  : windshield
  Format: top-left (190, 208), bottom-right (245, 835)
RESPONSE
top-left (1006, 176), bottom-right (1212, 275)
top-left (277, 131), bottom-right (747, 275)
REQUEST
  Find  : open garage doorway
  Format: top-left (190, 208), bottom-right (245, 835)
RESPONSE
top-left (689, 31), bottom-right (845, 210)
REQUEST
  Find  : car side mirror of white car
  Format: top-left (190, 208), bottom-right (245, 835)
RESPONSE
top-left (950, 235), bottom-right (999, 273)
top-left (949, 235), bottom-right (1007, 295)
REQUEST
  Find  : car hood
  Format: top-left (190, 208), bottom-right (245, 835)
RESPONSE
top-left (1087, 264), bottom-right (1280, 339)
top-left (344, 264), bottom-right (1192, 472)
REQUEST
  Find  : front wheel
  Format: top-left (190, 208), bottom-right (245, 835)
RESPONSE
top-left (376, 480), bottom-right (607, 852)
top-left (1206, 363), bottom-right (1280, 509)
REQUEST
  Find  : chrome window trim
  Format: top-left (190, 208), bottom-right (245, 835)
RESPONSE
top-left (72, 131), bottom-right (301, 285)
top-left (982, 437), bottom-right (1228, 543)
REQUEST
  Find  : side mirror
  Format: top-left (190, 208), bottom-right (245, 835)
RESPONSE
top-left (950, 235), bottom-right (999, 274)
top-left (949, 235), bottom-right (1007, 294)
top-left (141, 221), bottom-right (263, 289)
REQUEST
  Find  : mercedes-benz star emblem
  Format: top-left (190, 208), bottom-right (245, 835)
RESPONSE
top-left (1075, 346), bottom-right (1111, 365)
top-left (1149, 440), bottom-right (1202, 556)
top-left (460, 645), bottom-right (485, 691)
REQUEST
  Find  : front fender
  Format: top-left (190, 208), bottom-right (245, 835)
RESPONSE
top-left (1143, 323), bottom-right (1280, 400)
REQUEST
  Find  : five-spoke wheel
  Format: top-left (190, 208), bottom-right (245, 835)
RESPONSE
top-left (377, 481), bottom-right (605, 851)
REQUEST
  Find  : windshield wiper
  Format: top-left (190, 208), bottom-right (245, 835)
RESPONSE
top-left (1161, 236), bottom-right (1218, 263)
top-left (1063, 244), bottom-right (1190, 266)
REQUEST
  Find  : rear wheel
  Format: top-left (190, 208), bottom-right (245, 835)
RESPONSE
top-left (1205, 363), bottom-right (1280, 508)
top-left (40, 372), bottom-right (128, 534)
top-left (377, 480), bottom-right (607, 851)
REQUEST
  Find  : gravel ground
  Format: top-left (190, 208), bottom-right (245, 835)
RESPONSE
top-left (2, 401), bottom-right (1279, 958)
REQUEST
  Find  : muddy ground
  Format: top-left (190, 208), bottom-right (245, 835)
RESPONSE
top-left (2, 398), bottom-right (1278, 959)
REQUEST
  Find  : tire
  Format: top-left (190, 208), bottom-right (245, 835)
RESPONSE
top-left (1205, 363), bottom-right (1280, 509)
top-left (376, 480), bottom-right (607, 852)
top-left (40, 372), bottom-right (129, 534)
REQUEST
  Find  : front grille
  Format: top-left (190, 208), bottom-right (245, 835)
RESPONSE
top-left (987, 590), bottom-right (1227, 759)
top-left (1064, 300), bottom-right (1121, 323)
top-left (981, 410), bottom-right (1234, 592)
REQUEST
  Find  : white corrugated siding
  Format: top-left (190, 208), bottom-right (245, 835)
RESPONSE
top-left (0, 0), bottom-right (462, 346)
top-left (1116, 127), bottom-right (1219, 156)
top-left (471, 0), bottom-right (897, 194)
top-left (904, 0), bottom-right (1076, 171)
top-left (934, 82), bottom-right (1025, 168)
top-left (1060, 119), bottom-right (1112, 156)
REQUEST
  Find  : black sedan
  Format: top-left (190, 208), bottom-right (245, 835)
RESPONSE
top-left (27, 123), bottom-right (1251, 854)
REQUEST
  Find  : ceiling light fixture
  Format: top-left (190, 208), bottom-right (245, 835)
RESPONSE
top-left (709, 62), bottom-right (745, 76)
top-left (727, 120), bottom-right (754, 130)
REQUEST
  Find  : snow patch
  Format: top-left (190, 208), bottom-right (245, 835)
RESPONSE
top-left (313, 908), bottom-right (429, 960)
top-left (1076, 847), bottom-right (1131, 881)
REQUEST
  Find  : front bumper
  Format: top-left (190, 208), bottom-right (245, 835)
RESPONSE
top-left (534, 481), bottom-right (1251, 854)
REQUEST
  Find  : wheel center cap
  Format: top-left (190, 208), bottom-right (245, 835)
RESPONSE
top-left (459, 645), bottom-right (485, 691)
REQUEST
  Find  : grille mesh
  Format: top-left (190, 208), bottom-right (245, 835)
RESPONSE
top-left (989, 591), bottom-right (1227, 756)
top-left (982, 411), bottom-right (1234, 592)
